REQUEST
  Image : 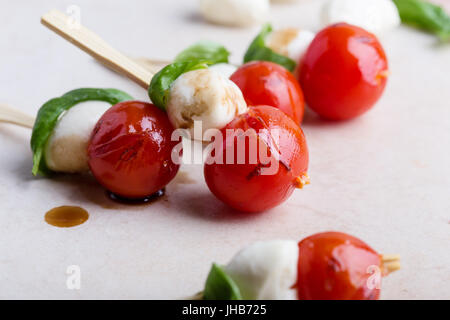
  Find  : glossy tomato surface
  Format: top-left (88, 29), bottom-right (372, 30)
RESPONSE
top-left (204, 105), bottom-right (309, 213)
top-left (230, 61), bottom-right (305, 124)
top-left (88, 101), bottom-right (180, 199)
top-left (297, 232), bottom-right (382, 300)
top-left (300, 23), bottom-right (388, 120)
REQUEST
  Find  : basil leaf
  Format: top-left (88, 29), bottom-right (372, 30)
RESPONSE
top-left (30, 88), bottom-right (133, 176)
top-left (203, 264), bottom-right (242, 300)
top-left (174, 41), bottom-right (230, 65)
top-left (148, 60), bottom-right (210, 110)
top-left (393, 0), bottom-right (450, 41)
top-left (244, 23), bottom-right (296, 72)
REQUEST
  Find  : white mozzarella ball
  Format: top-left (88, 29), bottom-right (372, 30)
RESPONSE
top-left (199, 0), bottom-right (270, 27)
top-left (266, 28), bottom-right (316, 63)
top-left (167, 69), bottom-right (247, 141)
top-left (44, 101), bottom-right (111, 173)
top-left (209, 63), bottom-right (238, 79)
top-left (322, 0), bottom-right (401, 35)
top-left (225, 240), bottom-right (299, 300)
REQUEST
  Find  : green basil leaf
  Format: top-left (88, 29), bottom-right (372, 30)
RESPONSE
top-left (203, 263), bottom-right (242, 300)
top-left (393, 0), bottom-right (450, 41)
top-left (30, 88), bottom-right (133, 176)
top-left (174, 41), bottom-right (230, 65)
top-left (244, 23), bottom-right (296, 72)
top-left (148, 60), bottom-right (210, 110)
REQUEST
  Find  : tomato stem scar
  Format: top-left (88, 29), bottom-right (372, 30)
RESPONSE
top-left (378, 70), bottom-right (390, 78)
top-left (294, 173), bottom-right (310, 189)
top-left (375, 69), bottom-right (390, 84)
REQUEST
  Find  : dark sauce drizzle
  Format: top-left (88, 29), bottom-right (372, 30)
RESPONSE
top-left (106, 188), bottom-right (165, 205)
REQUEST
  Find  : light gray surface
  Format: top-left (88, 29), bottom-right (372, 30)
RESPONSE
top-left (0, 0), bottom-right (449, 299)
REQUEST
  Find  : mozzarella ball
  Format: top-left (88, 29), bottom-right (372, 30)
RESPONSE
top-left (266, 28), bottom-right (315, 63)
top-left (322, 0), bottom-right (401, 35)
top-left (199, 0), bottom-right (270, 27)
top-left (167, 69), bottom-right (247, 141)
top-left (225, 240), bottom-right (299, 300)
top-left (45, 101), bottom-right (111, 173)
top-left (209, 63), bottom-right (238, 79)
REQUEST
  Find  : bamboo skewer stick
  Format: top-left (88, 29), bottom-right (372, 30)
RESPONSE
top-left (381, 254), bottom-right (401, 276)
top-left (134, 57), bottom-right (171, 74)
top-left (41, 10), bottom-right (154, 89)
top-left (0, 104), bottom-right (35, 129)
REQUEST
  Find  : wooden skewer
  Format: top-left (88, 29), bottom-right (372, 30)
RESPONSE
top-left (381, 254), bottom-right (401, 276)
top-left (0, 104), bottom-right (35, 129)
top-left (134, 58), bottom-right (171, 74)
top-left (41, 10), bottom-right (154, 89)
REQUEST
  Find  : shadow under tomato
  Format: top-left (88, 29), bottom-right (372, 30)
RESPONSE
top-left (48, 173), bottom-right (122, 210)
top-left (300, 106), bottom-right (367, 128)
top-left (49, 172), bottom-right (267, 222)
top-left (16, 156), bottom-right (271, 222)
top-left (165, 187), bottom-right (273, 223)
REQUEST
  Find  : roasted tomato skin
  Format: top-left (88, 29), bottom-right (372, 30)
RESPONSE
top-left (297, 232), bottom-right (382, 300)
top-left (88, 101), bottom-right (180, 199)
top-left (230, 61), bottom-right (305, 124)
top-left (300, 23), bottom-right (388, 120)
top-left (204, 105), bottom-right (308, 213)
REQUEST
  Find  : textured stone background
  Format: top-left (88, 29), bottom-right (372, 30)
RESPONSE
top-left (0, 0), bottom-right (449, 299)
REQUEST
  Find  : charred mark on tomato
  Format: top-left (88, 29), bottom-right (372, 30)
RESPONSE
top-left (245, 158), bottom-right (291, 181)
top-left (245, 114), bottom-right (267, 131)
top-left (106, 188), bottom-right (165, 205)
top-left (119, 139), bottom-right (144, 162)
top-left (279, 159), bottom-right (291, 172)
top-left (92, 121), bottom-right (102, 135)
top-left (327, 256), bottom-right (342, 273)
top-left (254, 115), bottom-right (282, 155)
top-left (246, 162), bottom-right (271, 180)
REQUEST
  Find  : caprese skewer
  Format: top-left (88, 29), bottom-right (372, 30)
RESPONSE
top-left (199, 232), bottom-right (400, 300)
top-left (148, 42), bottom-right (248, 140)
top-left (243, 22), bottom-right (390, 121)
top-left (26, 86), bottom-right (182, 200)
top-left (30, 88), bottom-right (133, 175)
top-left (26, 16), bottom-right (314, 206)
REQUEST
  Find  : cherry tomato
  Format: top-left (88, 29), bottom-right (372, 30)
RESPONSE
top-left (230, 61), bottom-right (305, 124)
top-left (300, 23), bottom-right (388, 120)
top-left (204, 105), bottom-right (309, 213)
top-left (88, 101), bottom-right (180, 199)
top-left (297, 232), bottom-right (382, 300)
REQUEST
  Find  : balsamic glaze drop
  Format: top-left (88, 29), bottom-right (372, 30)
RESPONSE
top-left (106, 188), bottom-right (165, 205)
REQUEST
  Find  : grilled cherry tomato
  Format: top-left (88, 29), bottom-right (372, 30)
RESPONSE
top-left (297, 232), bottom-right (389, 300)
top-left (300, 23), bottom-right (388, 120)
top-left (88, 101), bottom-right (180, 199)
top-left (204, 105), bottom-right (309, 213)
top-left (230, 61), bottom-right (305, 124)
